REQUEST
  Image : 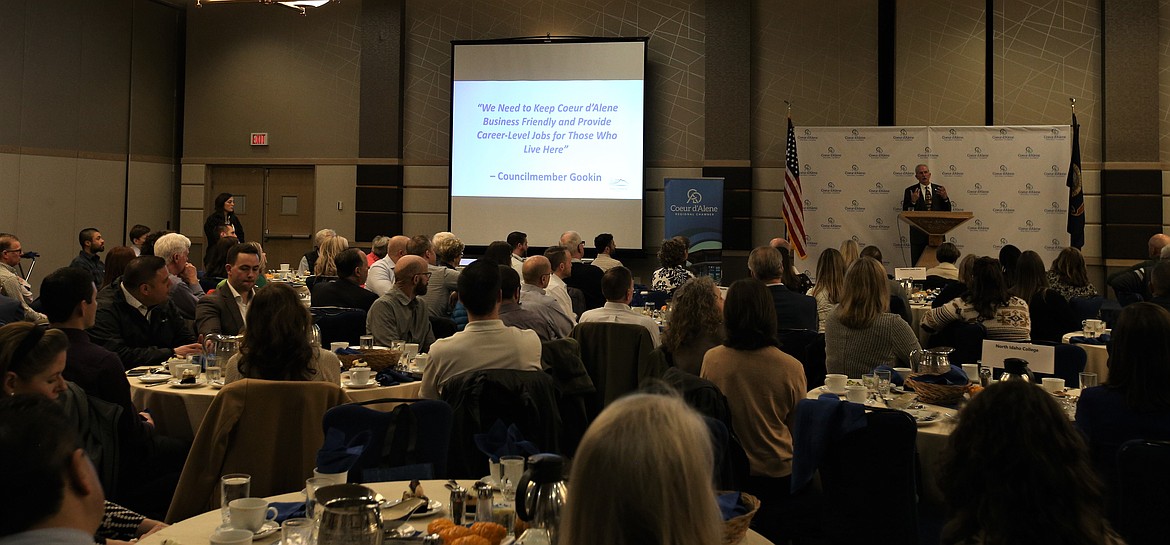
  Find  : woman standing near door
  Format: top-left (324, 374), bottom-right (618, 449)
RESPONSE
top-left (203, 192), bottom-right (246, 243)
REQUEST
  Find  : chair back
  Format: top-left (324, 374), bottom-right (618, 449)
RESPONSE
top-left (570, 322), bottom-right (656, 416)
top-left (440, 369), bottom-right (564, 478)
top-left (778, 329), bottom-right (826, 388)
top-left (429, 315), bottom-right (458, 339)
top-left (1115, 440), bottom-right (1170, 545)
top-left (165, 379), bottom-right (348, 522)
top-left (311, 306), bottom-right (367, 346)
top-left (927, 321), bottom-right (985, 365)
top-left (818, 409), bottom-right (919, 544)
top-left (541, 338), bottom-right (594, 457)
top-left (1069, 296), bottom-right (1105, 321)
top-left (1030, 341), bottom-right (1087, 384)
top-left (321, 398), bottom-right (453, 482)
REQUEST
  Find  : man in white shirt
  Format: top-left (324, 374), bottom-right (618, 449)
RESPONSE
top-left (543, 245), bottom-right (575, 319)
top-left (420, 260), bottom-right (542, 398)
top-left (366, 235), bottom-right (410, 296)
top-left (591, 233), bottom-right (623, 272)
top-left (195, 243), bottom-right (260, 337)
top-left (579, 266), bottom-right (661, 347)
top-left (507, 231), bottom-right (528, 274)
top-left (519, 256), bottom-right (575, 338)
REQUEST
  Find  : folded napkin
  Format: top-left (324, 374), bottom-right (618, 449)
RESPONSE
top-left (474, 420), bottom-right (539, 463)
top-left (1069, 334), bottom-right (1111, 345)
top-left (316, 428), bottom-right (369, 474)
top-left (907, 364), bottom-right (968, 386)
top-left (335, 347), bottom-right (362, 355)
top-left (790, 395), bottom-right (867, 492)
top-left (376, 368), bottom-right (418, 386)
top-left (716, 492), bottom-right (750, 521)
top-left (271, 501), bottom-right (306, 523)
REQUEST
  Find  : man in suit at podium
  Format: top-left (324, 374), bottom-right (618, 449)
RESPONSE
top-left (902, 163), bottom-right (952, 265)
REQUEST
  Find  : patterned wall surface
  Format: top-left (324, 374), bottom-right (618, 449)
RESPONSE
top-left (896, 0), bottom-right (987, 126)
top-left (751, 0), bottom-right (880, 166)
top-left (994, 0), bottom-right (1102, 164)
top-left (1160, 0), bottom-right (1170, 165)
top-left (402, 0), bottom-right (705, 164)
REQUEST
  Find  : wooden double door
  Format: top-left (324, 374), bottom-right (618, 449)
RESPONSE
top-left (206, 166), bottom-right (315, 270)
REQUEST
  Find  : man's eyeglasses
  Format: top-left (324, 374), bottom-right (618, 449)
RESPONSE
top-left (2, 249), bottom-right (21, 254)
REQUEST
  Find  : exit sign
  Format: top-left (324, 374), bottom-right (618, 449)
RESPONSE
top-left (250, 133), bottom-right (268, 146)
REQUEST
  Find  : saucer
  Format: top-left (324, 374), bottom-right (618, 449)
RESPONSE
top-left (383, 498), bottom-right (443, 517)
top-left (253, 520), bottom-right (279, 539)
top-left (819, 385), bottom-right (847, 395)
top-left (138, 374), bottom-right (171, 384)
top-left (168, 378), bottom-right (206, 389)
top-left (210, 380), bottom-right (225, 390)
top-left (344, 379), bottom-right (378, 389)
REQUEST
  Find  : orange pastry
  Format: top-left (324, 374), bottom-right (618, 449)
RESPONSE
top-left (470, 522), bottom-right (507, 545)
top-left (449, 536), bottom-right (490, 545)
top-left (437, 525), bottom-right (472, 543)
top-left (427, 518), bottom-right (455, 535)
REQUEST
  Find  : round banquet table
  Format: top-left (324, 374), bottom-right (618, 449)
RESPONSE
top-left (137, 479), bottom-right (775, 545)
top-left (129, 372), bottom-right (422, 442)
top-left (1061, 331), bottom-right (1110, 383)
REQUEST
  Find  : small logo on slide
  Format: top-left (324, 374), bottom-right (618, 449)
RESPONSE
top-left (820, 182), bottom-right (842, 194)
top-left (686, 189), bottom-right (702, 204)
top-left (868, 217), bottom-right (890, 231)
top-left (967, 146), bottom-right (988, 159)
top-left (609, 179), bottom-right (628, 189)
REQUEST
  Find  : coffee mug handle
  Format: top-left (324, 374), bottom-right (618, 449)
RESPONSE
top-left (265, 506), bottom-right (278, 522)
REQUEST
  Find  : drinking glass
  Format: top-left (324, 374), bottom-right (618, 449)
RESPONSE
top-left (500, 455), bottom-right (526, 497)
top-left (861, 373), bottom-right (877, 393)
top-left (1079, 372), bottom-right (1099, 390)
top-left (220, 473), bottom-right (251, 525)
top-left (359, 335), bottom-right (374, 350)
top-left (306, 476), bottom-right (333, 520)
top-left (875, 369), bottom-right (892, 399)
top-left (281, 518), bottom-right (314, 545)
top-left (206, 366), bottom-right (223, 384)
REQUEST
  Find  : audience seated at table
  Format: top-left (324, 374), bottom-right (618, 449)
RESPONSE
top-left (561, 393), bottom-right (723, 545)
top-left (195, 243), bottom-right (261, 338)
top-left (366, 254), bottom-right (436, 351)
top-left (310, 248), bottom-right (377, 311)
top-left (200, 235), bottom-right (237, 287)
top-left (923, 256), bottom-right (1031, 341)
top-left (1047, 246), bottom-right (1099, 300)
top-left (419, 260), bottom-right (542, 398)
top-left (101, 246), bottom-right (136, 291)
top-left (311, 235), bottom-right (349, 287)
top-left (561, 230), bottom-right (605, 310)
top-left (0, 232), bottom-right (47, 323)
top-left (543, 245), bottom-right (578, 320)
top-left (298, 228), bottom-right (336, 277)
top-left (1011, 250), bottom-right (1080, 342)
top-left (660, 276), bottom-right (723, 375)
top-left (433, 232), bottom-right (465, 272)
top-left (365, 234), bottom-right (410, 297)
top-left (128, 224), bottom-right (151, 257)
top-left (942, 380), bottom-right (1123, 545)
top-left (409, 235), bottom-right (460, 319)
top-left (367, 234), bottom-right (389, 267)
top-left (651, 237), bottom-right (694, 295)
top-left (839, 239), bottom-right (860, 267)
top-left (0, 326), bottom-right (171, 539)
top-left (90, 256), bottom-right (201, 368)
top-left (858, 245), bottom-right (912, 324)
top-left (224, 283), bottom-right (341, 384)
top-left (579, 266), bottom-right (662, 347)
top-left (748, 245), bottom-right (818, 332)
top-left (497, 266), bottom-right (559, 342)
top-left (932, 253), bottom-right (976, 309)
top-left (701, 278), bottom-right (805, 542)
top-left (998, 244), bottom-right (1021, 289)
top-left (150, 234), bottom-right (205, 321)
top-left (824, 257), bottom-right (920, 377)
top-left (806, 248), bottom-right (845, 333)
top-left (923, 242), bottom-right (961, 290)
top-left (518, 256), bottom-right (576, 339)
top-left (1076, 302), bottom-right (1170, 473)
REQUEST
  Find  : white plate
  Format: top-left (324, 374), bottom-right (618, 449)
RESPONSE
top-left (168, 378), bottom-right (206, 389)
top-left (138, 373), bottom-right (172, 384)
top-left (344, 379), bottom-right (378, 389)
top-left (382, 498), bottom-right (443, 517)
top-left (819, 385), bottom-right (847, 395)
top-left (210, 380), bottom-right (225, 390)
top-left (905, 409), bottom-right (941, 425)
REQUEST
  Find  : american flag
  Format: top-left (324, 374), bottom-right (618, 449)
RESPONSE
top-left (783, 116), bottom-right (808, 259)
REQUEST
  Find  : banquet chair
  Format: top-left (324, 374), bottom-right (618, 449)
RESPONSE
top-left (778, 329), bottom-right (826, 388)
top-left (1068, 295), bottom-right (1105, 321)
top-left (570, 322), bottom-right (656, 417)
top-left (321, 397), bottom-right (453, 481)
top-left (1114, 440), bottom-right (1170, 545)
top-left (1029, 341), bottom-right (1086, 384)
top-left (440, 369), bottom-right (563, 478)
top-left (165, 379), bottom-right (348, 522)
top-left (926, 321), bottom-right (985, 365)
top-left (815, 408), bottom-right (919, 545)
top-left (540, 337), bottom-right (594, 457)
top-left (311, 306), bottom-right (367, 346)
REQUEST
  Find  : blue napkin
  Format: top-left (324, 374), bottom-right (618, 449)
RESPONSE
top-left (474, 420), bottom-right (540, 463)
top-left (271, 501), bottom-right (306, 523)
top-left (335, 347), bottom-right (362, 355)
top-left (908, 364), bottom-right (968, 385)
top-left (1069, 333), bottom-right (1111, 345)
top-left (315, 428), bottom-right (368, 474)
top-left (376, 368), bottom-right (418, 386)
top-left (790, 395), bottom-right (867, 492)
top-left (716, 492), bottom-right (750, 521)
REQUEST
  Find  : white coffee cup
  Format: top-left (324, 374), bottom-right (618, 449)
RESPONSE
top-left (329, 342), bottom-right (349, 352)
top-left (1041, 377), bottom-right (1065, 394)
top-left (403, 342), bottom-right (420, 361)
top-left (350, 366), bottom-right (371, 385)
top-left (228, 497), bottom-right (277, 532)
top-left (279, 263), bottom-right (290, 272)
top-left (210, 528), bottom-right (255, 545)
top-left (824, 374), bottom-right (848, 393)
top-left (313, 466), bottom-right (348, 485)
top-left (845, 385), bottom-right (868, 403)
top-left (410, 353), bottom-right (429, 370)
top-left (892, 367), bottom-right (912, 375)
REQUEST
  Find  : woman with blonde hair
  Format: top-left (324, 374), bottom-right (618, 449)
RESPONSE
top-left (1047, 246), bottom-right (1099, 300)
top-left (561, 393), bottom-right (722, 545)
top-left (839, 239), bottom-right (861, 267)
top-left (660, 276), bottom-right (723, 375)
top-left (808, 248), bottom-right (846, 332)
top-left (314, 235), bottom-right (350, 278)
top-left (825, 257), bottom-right (920, 376)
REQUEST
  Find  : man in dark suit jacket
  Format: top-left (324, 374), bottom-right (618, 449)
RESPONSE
top-left (312, 248), bottom-right (378, 311)
top-left (902, 163), bottom-right (952, 266)
top-left (560, 230), bottom-right (605, 310)
top-left (89, 255), bottom-right (201, 368)
top-left (748, 245), bottom-right (818, 331)
top-left (196, 243), bottom-right (260, 337)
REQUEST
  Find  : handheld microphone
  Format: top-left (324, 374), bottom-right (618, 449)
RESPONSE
top-left (20, 251), bottom-right (39, 259)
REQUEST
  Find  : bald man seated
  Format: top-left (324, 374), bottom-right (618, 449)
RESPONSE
top-left (366, 254), bottom-right (435, 351)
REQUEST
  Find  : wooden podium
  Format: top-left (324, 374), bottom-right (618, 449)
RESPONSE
top-left (898, 211), bottom-right (974, 268)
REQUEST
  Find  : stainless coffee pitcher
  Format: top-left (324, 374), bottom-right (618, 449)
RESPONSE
top-left (909, 347), bottom-right (953, 375)
top-left (318, 498), bottom-right (383, 545)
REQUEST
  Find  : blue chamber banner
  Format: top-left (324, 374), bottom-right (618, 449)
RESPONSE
top-left (664, 178), bottom-right (724, 252)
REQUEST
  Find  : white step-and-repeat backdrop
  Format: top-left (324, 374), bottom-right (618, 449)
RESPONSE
top-left (791, 126), bottom-right (1073, 277)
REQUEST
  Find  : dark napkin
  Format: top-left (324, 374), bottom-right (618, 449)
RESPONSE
top-left (907, 364), bottom-right (968, 385)
top-left (335, 347), bottom-right (362, 355)
top-left (716, 492), bottom-right (750, 520)
top-left (315, 428), bottom-right (368, 474)
top-left (1069, 333), bottom-right (1111, 346)
top-left (271, 501), bottom-right (307, 523)
top-left (474, 420), bottom-right (539, 463)
top-left (376, 368), bottom-right (418, 386)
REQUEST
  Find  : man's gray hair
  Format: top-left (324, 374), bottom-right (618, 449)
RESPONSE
top-left (153, 233), bottom-right (191, 260)
top-left (313, 228), bottom-right (337, 248)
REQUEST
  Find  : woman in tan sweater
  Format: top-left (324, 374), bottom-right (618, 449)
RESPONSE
top-left (700, 278), bottom-right (806, 543)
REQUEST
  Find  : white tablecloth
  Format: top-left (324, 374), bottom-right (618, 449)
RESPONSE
top-left (138, 479), bottom-right (774, 545)
top-left (1061, 332), bottom-right (1110, 383)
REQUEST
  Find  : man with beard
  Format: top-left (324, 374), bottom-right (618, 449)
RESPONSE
top-left (70, 228), bottom-right (106, 288)
top-left (366, 254), bottom-right (435, 351)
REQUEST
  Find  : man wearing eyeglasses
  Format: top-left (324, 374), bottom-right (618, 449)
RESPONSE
top-left (0, 233), bottom-right (46, 323)
top-left (366, 254), bottom-right (436, 351)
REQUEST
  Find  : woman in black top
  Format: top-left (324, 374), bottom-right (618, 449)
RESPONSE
top-left (1012, 250), bottom-right (1079, 342)
top-left (203, 192), bottom-right (245, 243)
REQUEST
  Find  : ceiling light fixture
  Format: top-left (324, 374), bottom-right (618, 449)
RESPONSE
top-left (195, 0), bottom-right (333, 16)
